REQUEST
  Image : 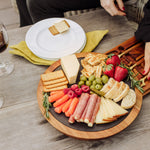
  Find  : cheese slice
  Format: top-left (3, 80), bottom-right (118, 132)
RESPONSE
top-left (95, 97), bottom-right (111, 124)
top-left (54, 20), bottom-right (70, 33)
top-left (61, 54), bottom-right (80, 84)
top-left (108, 99), bottom-right (128, 117)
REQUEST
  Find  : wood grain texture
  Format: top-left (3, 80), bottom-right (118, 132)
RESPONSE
top-left (37, 53), bottom-right (143, 140)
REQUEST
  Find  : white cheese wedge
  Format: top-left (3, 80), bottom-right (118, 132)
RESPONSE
top-left (95, 97), bottom-right (111, 124)
top-left (61, 54), bottom-right (80, 84)
top-left (108, 99), bottom-right (128, 117)
top-left (95, 97), bottom-right (128, 124)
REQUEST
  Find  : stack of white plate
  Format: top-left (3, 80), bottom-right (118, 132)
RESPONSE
top-left (25, 18), bottom-right (86, 60)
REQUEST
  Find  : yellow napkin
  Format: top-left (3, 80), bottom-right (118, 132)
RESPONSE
top-left (9, 30), bottom-right (108, 65)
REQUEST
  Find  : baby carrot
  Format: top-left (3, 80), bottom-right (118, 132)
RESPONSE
top-left (65, 97), bottom-right (79, 117)
top-left (54, 103), bottom-right (66, 114)
top-left (53, 94), bottom-right (69, 107)
top-left (50, 90), bottom-right (63, 96)
top-left (48, 91), bottom-right (64, 103)
top-left (62, 98), bottom-right (73, 113)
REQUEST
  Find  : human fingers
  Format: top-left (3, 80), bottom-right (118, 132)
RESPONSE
top-left (116, 0), bottom-right (125, 11)
top-left (100, 0), bottom-right (126, 16)
top-left (110, 3), bottom-right (126, 16)
top-left (143, 42), bottom-right (150, 80)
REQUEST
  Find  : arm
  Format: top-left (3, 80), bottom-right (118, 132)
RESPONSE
top-left (100, 0), bottom-right (126, 16)
top-left (135, 1), bottom-right (150, 80)
top-left (143, 42), bottom-right (150, 80)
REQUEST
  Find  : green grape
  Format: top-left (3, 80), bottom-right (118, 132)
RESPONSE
top-left (89, 75), bottom-right (95, 81)
top-left (86, 80), bottom-right (92, 86)
top-left (80, 75), bottom-right (87, 81)
top-left (90, 85), bottom-right (95, 90)
top-left (102, 75), bottom-right (109, 84)
top-left (96, 77), bottom-right (102, 84)
top-left (92, 80), bottom-right (97, 86)
top-left (78, 80), bottom-right (84, 87)
top-left (95, 84), bottom-right (103, 90)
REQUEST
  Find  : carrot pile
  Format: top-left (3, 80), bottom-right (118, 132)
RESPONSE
top-left (48, 90), bottom-right (79, 117)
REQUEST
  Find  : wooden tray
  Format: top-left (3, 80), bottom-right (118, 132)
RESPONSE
top-left (105, 36), bottom-right (150, 96)
top-left (37, 37), bottom-right (147, 139)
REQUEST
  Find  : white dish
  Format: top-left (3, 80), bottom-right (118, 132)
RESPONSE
top-left (25, 18), bottom-right (86, 60)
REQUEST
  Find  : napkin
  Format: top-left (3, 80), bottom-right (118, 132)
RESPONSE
top-left (9, 30), bottom-right (108, 66)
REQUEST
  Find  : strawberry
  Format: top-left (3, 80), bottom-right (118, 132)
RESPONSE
top-left (114, 65), bottom-right (128, 82)
top-left (106, 54), bottom-right (121, 67)
top-left (103, 64), bottom-right (115, 78)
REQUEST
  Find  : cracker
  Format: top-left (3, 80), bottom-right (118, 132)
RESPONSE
top-left (41, 70), bottom-right (65, 82)
top-left (43, 85), bottom-right (67, 92)
top-left (94, 65), bottom-right (102, 78)
top-left (49, 25), bottom-right (59, 35)
top-left (43, 77), bottom-right (67, 85)
top-left (45, 81), bottom-right (68, 89)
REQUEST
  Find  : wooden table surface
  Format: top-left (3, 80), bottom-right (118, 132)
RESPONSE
top-left (0, 9), bottom-right (150, 150)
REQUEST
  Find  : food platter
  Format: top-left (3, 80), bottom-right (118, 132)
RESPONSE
top-left (37, 44), bottom-right (144, 139)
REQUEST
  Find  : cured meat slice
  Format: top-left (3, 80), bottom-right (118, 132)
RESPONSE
top-left (74, 93), bottom-right (90, 120)
top-left (88, 96), bottom-right (101, 127)
top-left (84, 94), bottom-right (98, 124)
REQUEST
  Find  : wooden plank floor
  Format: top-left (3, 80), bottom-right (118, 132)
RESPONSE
top-left (0, 0), bottom-right (19, 30)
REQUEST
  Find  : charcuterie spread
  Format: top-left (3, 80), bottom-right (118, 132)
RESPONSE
top-left (40, 53), bottom-right (143, 127)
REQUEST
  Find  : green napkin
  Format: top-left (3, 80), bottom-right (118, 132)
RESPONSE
top-left (9, 30), bottom-right (108, 65)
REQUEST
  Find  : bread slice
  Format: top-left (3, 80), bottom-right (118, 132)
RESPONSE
top-left (121, 89), bottom-right (136, 109)
top-left (104, 81), bottom-right (121, 99)
top-left (113, 84), bottom-right (130, 102)
top-left (49, 20), bottom-right (70, 35)
top-left (100, 78), bottom-right (115, 94)
top-left (111, 81), bottom-right (124, 99)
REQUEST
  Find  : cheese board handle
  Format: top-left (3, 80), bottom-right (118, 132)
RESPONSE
top-left (118, 42), bottom-right (144, 58)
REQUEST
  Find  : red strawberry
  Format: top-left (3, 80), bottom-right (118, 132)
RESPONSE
top-left (106, 54), bottom-right (121, 67)
top-left (114, 65), bottom-right (128, 82)
top-left (103, 64), bottom-right (115, 78)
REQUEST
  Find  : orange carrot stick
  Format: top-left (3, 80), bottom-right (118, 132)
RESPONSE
top-left (53, 94), bottom-right (69, 107)
top-left (48, 91), bottom-right (64, 103)
top-left (62, 98), bottom-right (73, 113)
top-left (50, 90), bottom-right (63, 96)
top-left (65, 97), bottom-right (79, 117)
top-left (54, 103), bottom-right (66, 114)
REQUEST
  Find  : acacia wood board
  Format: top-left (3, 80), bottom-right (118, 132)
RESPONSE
top-left (37, 50), bottom-right (143, 140)
top-left (105, 36), bottom-right (150, 96)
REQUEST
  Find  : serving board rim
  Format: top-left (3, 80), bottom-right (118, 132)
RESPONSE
top-left (37, 52), bottom-right (143, 140)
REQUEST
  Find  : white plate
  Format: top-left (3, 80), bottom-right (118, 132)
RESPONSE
top-left (25, 18), bottom-right (86, 60)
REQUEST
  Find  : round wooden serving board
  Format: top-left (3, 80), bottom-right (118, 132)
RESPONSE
top-left (37, 52), bottom-right (143, 140)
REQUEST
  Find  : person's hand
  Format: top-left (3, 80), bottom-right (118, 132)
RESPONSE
top-left (143, 42), bottom-right (150, 80)
top-left (100, 0), bottom-right (126, 16)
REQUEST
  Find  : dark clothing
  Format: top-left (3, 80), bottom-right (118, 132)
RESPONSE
top-left (26, 0), bottom-right (100, 23)
top-left (16, 0), bottom-right (32, 27)
top-left (135, 0), bottom-right (150, 42)
top-left (16, 0), bottom-right (150, 43)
